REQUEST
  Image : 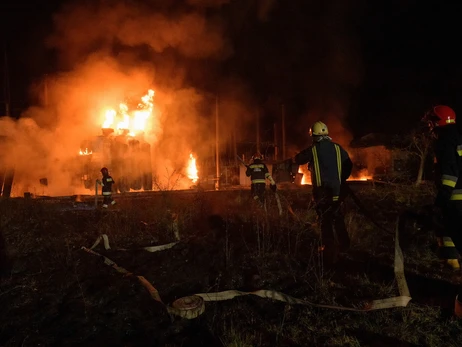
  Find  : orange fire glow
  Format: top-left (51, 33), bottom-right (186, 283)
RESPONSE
top-left (298, 166), bottom-right (310, 185)
top-left (187, 153), bottom-right (199, 183)
top-left (297, 166), bottom-right (372, 185)
top-left (102, 89), bottom-right (154, 136)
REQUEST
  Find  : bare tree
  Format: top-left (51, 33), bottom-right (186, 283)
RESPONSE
top-left (405, 129), bottom-right (433, 185)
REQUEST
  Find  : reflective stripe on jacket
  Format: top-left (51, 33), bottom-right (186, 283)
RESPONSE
top-left (294, 140), bottom-right (352, 201)
top-left (245, 161), bottom-right (275, 185)
top-left (434, 125), bottom-right (462, 206)
top-left (102, 175), bottom-right (115, 193)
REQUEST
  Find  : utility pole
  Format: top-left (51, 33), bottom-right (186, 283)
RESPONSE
top-left (215, 95), bottom-right (220, 190)
top-left (273, 122), bottom-right (278, 161)
top-left (4, 48), bottom-right (10, 117)
top-left (256, 108), bottom-right (260, 154)
top-left (2, 46), bottom-right (14, 197)
top-left (44, 74), bottom-right (48, 107)
top-left (233, 119), bottom-right (238, 166)
top-left (281, 104), bottom-right (286, 159)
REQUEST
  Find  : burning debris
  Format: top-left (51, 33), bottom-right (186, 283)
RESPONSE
top-left (76, 89), bottom-right (157, 193)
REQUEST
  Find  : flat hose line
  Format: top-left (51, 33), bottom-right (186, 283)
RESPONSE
top-left (81, 219), bottom-right (411, 319)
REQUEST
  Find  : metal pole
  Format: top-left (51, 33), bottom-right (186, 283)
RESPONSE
top-left (256, 108), bottom-right (260, 154)
top-left (233, 120), bottom-right (238, 166)
top-left (4, 48), bottom-right (10, 117)
top-left (281, 104), bottom-right (286, 159)
top-left (215, 96), bottom-right (220, 190)
top-left (2, 168), bottom-right (14, 198)
top-left (274, 122), bottom-right (278, 161)
top-left (95, 180), bottom-right (98, 208)
top-left (44, 74), bottom-right (48, 107)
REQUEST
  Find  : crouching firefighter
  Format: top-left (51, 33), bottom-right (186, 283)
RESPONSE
top-left (423, 105), bottom-right (462, 270)
top-left (97, 167), bottom-right (116, 209)
top-left (285, 121), bottom-right (353, 264)
top-left (246, 153), bottom-right (277, 206)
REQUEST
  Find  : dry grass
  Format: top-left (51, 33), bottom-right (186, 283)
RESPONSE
top-left (1, 184), bottom-right (462, 346)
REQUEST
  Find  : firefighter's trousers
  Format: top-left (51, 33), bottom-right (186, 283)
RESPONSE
top-left (439, 201), bottom-right (462, 259)
top-left (316, 201), bottom-right (350, 262)
top-left (102, 192), bottom-right (115, 208)
top-left (251, 183), bottom-right (266, 204)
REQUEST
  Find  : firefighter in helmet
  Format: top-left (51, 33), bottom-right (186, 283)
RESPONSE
top-left (246, 152), bottom-right (277, 204)
top-left (97, 167), bottom-right (116, 208)
top-left (285, 121), bottom-right (353, 264)
top-left (423, 105), bottom-right (462, 270)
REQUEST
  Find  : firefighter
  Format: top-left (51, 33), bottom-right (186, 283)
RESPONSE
top-left (246, 152), bottom-right (277, 205)
top-left (285, 121), bottom-right (353, 263)
top-left (423, 105), bottom-right (462, 270)
top-left (97, 167), bottom-right (116, 208)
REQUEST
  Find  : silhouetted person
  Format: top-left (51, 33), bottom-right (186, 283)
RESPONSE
top-left (97, 167), bottom-right (116, 208)
top-left (245, 152), bottom-right (277, 206)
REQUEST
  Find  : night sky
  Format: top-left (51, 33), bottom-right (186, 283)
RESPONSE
top-left (2, 0), bottom-right (462, 143)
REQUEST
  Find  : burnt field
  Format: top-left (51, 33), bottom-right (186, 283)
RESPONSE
top-left (1, 184), bottom-right (462, 347)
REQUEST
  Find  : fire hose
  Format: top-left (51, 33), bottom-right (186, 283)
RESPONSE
top-left (81, 219), bottom-right (411, 319)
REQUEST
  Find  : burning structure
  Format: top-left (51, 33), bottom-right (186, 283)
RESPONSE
top-left (76, 90), bottom-right (154, 193)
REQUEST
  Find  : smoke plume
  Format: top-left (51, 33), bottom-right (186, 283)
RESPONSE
top-left (48, 0), bottom-right (233, 67)
top-left (1, 0), bottom-right (366, 195)
top-left (2, 0), bottom-right (264, 195)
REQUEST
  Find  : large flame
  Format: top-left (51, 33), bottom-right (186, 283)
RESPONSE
top-left (187, 153), bottom-right (199, 183)
top-left (102, 89), bottom-right (155, 136)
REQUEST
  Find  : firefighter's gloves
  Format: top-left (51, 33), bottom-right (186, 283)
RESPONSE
top-left (96, 179), bottom-right (102, 185)
top-left (270, 184), bottom-right (277, 192)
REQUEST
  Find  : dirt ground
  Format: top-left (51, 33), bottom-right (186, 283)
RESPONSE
top-left (1, 184), bottom-right (462, 346)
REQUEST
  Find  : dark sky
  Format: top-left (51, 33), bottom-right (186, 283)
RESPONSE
top-left (2, 0), bottom-right (462, 141)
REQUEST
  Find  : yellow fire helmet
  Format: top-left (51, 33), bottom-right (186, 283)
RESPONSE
top-left (309, 121), bottom-right (329, 136)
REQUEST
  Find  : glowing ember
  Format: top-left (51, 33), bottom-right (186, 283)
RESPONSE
top-left (350, 169), bottom-right (372, 181)
top-left (79, 148), bottom-right (92, 156)
top-left (187, 153), bottom-right (199, 183)
top-left (102, 89), bottom-right (155, 136)
top-left (351, 176), bottom-right (372, 181)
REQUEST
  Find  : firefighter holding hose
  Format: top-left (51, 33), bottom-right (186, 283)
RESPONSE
top-left (246, 152), bottom-right (277, 205)
top-left (97, 167), bottom-right (116, 208)
top-left (284, 121), bottom-right (353, 264)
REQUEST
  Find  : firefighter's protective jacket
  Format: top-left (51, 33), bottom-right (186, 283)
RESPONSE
top-left (246, 160), bottom-right (276, 185)
top-left (434, 124), bottom-right (462, 207)
top-left (294, 139), bottom-right (352, 202)
top-left (101, 175), bottom-right (115, 196)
